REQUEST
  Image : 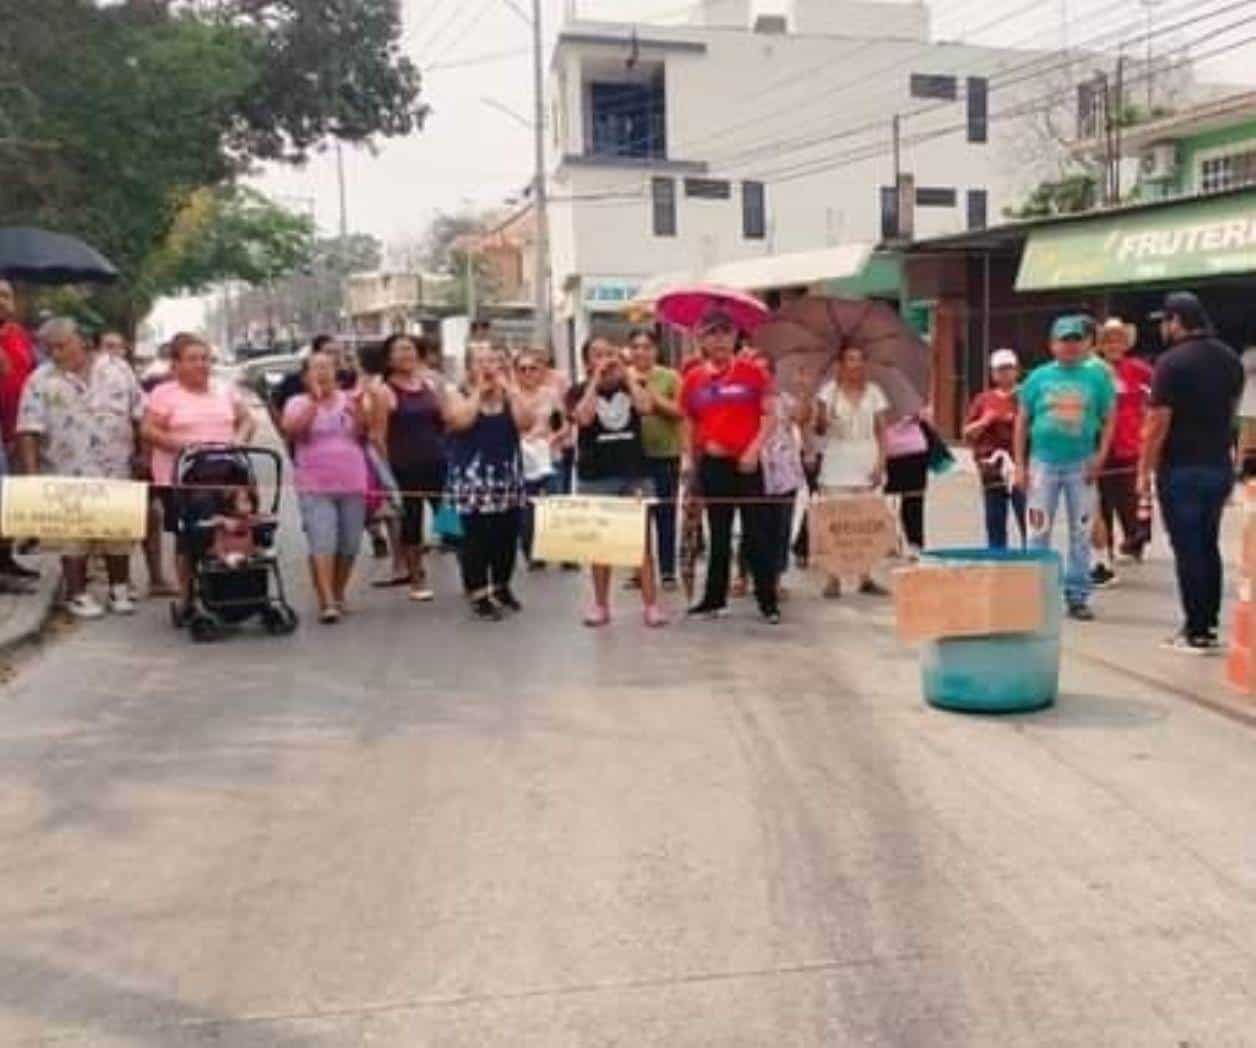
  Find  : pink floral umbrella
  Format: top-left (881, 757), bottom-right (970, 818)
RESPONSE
top-left (654, 284), bottom-right (771, 333)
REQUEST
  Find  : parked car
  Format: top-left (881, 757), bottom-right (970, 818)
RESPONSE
top-left (238, 351), bottom-right (305, 402)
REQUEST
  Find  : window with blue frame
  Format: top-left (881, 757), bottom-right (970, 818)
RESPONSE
top-left (589, 80), bottom-right (666, 159)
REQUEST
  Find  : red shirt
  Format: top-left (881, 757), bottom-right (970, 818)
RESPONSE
top-left (965, 389), bottom-right (1018, 482)
top-left (1107, 355), bottom-right (1153, 463)
top-left (0, 320), bottom-right (35, 446)
top-left (681, 357), bottom-right (769, 459)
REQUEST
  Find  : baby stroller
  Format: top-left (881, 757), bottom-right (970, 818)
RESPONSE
top-left (170, 444), bottom-right (299, 642)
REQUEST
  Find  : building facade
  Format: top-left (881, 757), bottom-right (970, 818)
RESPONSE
top-left (1073, 91), bottom-right (1256, 202)
top-left (546, 0), bottom-right (1074, 359)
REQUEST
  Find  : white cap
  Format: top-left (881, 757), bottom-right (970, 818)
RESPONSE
top-left (990, 348), bottom-right (1019, 371)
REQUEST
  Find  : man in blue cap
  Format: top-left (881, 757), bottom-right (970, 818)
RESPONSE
top-left (1139, 291), bottom-right (1243, 653)
top-left (1014, 314), bottom-right (1117, 620)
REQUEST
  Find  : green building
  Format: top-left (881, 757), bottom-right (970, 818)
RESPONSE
top-left (1075, 91), bottom-right (1256, 202)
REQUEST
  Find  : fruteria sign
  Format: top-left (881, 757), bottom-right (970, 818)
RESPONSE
top-left (1016, 190), bottom-right (1256, 291)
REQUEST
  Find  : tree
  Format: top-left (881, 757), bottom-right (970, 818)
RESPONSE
top-left (0, 0), bottom-right (426, 330)
top-left (143, 186), bottom-right (315, 297)
top-left (203, 232), bottom-right (384, 344)
top-left (418, 211), bottom-right (502, 310)
top-left (1003, 173), bottom-right (1099, 220)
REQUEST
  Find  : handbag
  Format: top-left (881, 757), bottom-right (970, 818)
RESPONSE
top-left (922, 420), bottom-right (955, 475)
top-left (520, 436), bottom-right (554, 482)
top-left (434, 501), bottom-right (464, 541)
top-left (884, 417), bottom-right (928, 459)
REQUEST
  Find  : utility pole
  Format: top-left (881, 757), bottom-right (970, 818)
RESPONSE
top-left (892, 113), bottom-right (901, 186)
top-left (1114, 56), bottom-right (1125, 201)
top-left (531, 0), bottom-right (551, 347)
top-left (1141, 0), bottom-right (1160, 114)
top-left (336, 140), bottom-right (349, 334)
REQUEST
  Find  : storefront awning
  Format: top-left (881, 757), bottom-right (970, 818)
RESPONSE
top-left (625, 243), bottom-right (876, 314)
top-left (1016, 189), bottom-right (1256, 292)
top-left (703, 242), bottom-right (875, 293)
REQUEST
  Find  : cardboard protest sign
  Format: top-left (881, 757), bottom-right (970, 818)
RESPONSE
top-left (893, 562), bottom-right (1045, 643)
top-left (1, 476), bottom-right (148, 542)
top-left (808, 495), bottom-right (896, 578)
top-left (533, 496), bottom-right (647, 568)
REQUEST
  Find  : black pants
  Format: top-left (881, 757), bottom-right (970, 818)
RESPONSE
top-left (459, 509), bottom-right (521, 596)
top-left (886, 452), bottom-right (929, 549)
top-left (394, 462), bottom-right (445, 547)
top-left (1097, 459), bottom-right (1147, 555)
top-left (1158, 465), bottom-right (1231, 637)
top-left (699, 457), bottom-right (777, 612)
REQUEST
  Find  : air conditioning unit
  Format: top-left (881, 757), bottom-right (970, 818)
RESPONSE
top-left (1140, 142), bottom-right (1179, 182)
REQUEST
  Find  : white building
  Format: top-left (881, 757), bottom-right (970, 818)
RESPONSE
top-left (546, 0), bottom-right (1077, 359)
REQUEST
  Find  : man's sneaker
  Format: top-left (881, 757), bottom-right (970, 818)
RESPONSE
top-left (108, 584), bottom-right (136, 615)
top-left (1161, 632), bottom-right (1213, 655)
top-left (65, 593), bottom-right (105, 620)
top-left (686, 601), bottom-right (728, 619)
top-left (1067, 602), bottom-right (1095, 622)
top-left (496, 587), bottom-right (523, 613)
top-left (1090, 564), bottom-right (1116, 588)
top-left (472, 597), bottom-right (503, 622)
top-left (760, 606), bottom-right (782, 625)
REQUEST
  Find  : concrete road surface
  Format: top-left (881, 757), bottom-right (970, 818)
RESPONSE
top-left (5, 476), bottom-right (1256, 1045)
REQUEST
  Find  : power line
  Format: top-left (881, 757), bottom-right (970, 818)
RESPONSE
top-left (751, 19), bottom-right (1256, 186)
top-left (547, 20), bottom-right (1256, 207)
top-left (709, 0), bottom-right (1236, 179)
top-left (427, 46), bottom-right (532, 71)
top-left (565, 0), bottom-right (1247, 201)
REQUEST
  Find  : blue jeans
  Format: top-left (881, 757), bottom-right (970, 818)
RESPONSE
top-left (1158, 465), bottom-right (1232, 637)
top-left (983, 485), bottom-right (1026, 549)
top-left (645, 457), bottom-right (680, 579)
top-left (1027, 460), bottom-right (1094, 606)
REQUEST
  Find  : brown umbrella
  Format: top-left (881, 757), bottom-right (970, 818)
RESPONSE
top-left (754, 296), bottom-right (931, 419)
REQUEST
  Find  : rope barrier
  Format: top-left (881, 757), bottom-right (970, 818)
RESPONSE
top-left (136, 458), bottom-right (1165, 509)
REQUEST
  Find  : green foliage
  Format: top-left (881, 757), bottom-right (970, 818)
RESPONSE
top-left (1004, 173), bottom-right (1099, 220)
top-left (0, 0), bottom-right (426, 330)
top-left (144, 186), bottom-right (314, 298)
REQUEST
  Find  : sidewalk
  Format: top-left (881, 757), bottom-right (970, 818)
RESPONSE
top-left (921, 453), bottom-right (1255, 724)
top-left (0, 558), bottom-right (60, 661)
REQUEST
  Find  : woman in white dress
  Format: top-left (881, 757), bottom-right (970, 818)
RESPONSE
top-left (812, 344), bottom-right (890, 598)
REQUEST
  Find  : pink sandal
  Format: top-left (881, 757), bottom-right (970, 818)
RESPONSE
top-left (643, 605), bottom-right (669, 629)
top-left (583, 605), bottom-right (611, 628)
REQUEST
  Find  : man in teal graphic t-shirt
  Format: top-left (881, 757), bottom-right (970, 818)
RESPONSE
top-left (1014, 315), bottom-right (1116, 620)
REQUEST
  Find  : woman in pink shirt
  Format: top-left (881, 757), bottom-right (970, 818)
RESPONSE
top-left (282, 349), bottom-right (370, 623)
top-left (142, 333), bottom-right (255, 602)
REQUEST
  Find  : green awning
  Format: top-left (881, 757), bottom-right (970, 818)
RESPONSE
top-left (1016, 190), bottom-right (1256, 292)
top-left (821, 252), bottom-right (902, 298)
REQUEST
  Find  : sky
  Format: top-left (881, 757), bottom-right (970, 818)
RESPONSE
top-left (150, 0), bottom-right (1256, 336)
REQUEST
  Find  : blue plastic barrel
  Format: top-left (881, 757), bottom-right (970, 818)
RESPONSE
top-left (918, 548), bottom-right (1062, 713)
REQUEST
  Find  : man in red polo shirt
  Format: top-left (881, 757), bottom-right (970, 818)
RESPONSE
top-left (0, 280), bottom-right (39, 588)
top-left (681, 308), bottom-right (780, 623)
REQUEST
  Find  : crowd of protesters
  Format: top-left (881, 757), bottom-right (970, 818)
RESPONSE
top-left (0, 279), bottom-right (1248, 656)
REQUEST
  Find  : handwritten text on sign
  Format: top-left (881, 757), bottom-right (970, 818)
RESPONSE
top-left (1, 477), bottom-right (148, 542)
top-left (893, 563), bottom-right (1045, 643)
top-left (808, 495), bottom-right (896, 578)
top-left (533, 496), bottom-right (647, 567)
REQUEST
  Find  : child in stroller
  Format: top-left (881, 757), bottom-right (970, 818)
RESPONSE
top-left (206, 486), bottom-right (268, 569)
top-left (171, 445), bottom-right (299, 642)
